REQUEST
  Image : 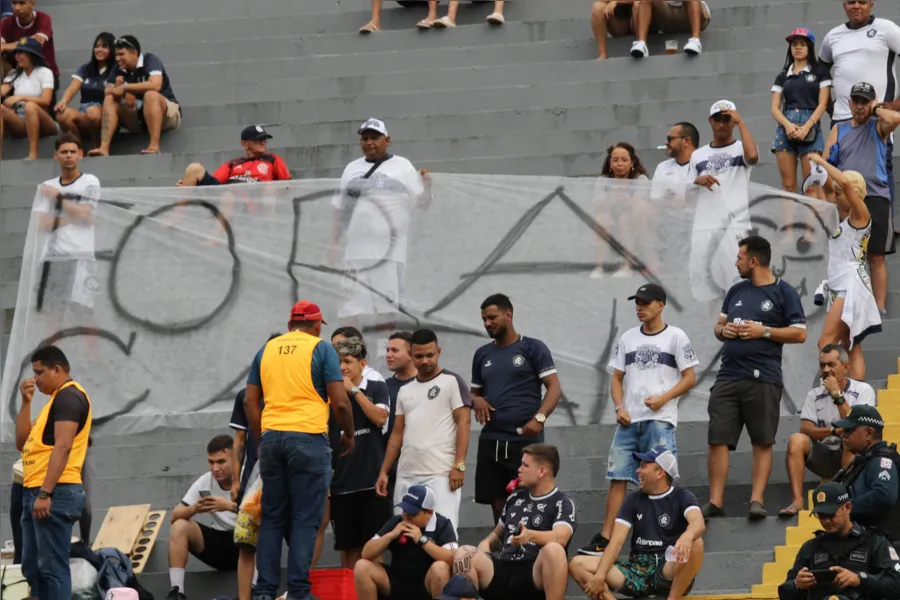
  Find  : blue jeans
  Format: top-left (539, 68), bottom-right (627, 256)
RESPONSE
top-left (21, 484), bottom-right (85, 600)
top-left (253, 431), bottom-right (331, 600)
top-left (607, 420), bottom-right (678, 484)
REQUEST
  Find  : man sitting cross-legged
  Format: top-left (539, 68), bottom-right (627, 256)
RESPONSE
top-left (354, 484), bottom-right (456, 600)
top-left (166, 435), bottom-right (239, 600)
top-left (569, 446), bottom-right (704, 600)
top-left (452, 443), bottom-right (576, 600)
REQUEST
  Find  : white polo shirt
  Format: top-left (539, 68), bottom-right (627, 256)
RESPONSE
top-left (395, 370), bottom-right (470, 478)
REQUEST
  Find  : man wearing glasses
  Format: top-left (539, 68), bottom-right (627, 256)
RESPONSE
top-left (832, 405), bottom-right (900, 549)
top-left (89, 35), bottom-right (181, 157)
top-left (651, 121), bottom-right (700, 198)
top-left (778, 481), bottom-right (900, 600)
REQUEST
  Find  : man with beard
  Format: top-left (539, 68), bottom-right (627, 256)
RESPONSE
top-left (470, 293), bottom-right (563, 524)
top-left (704, 235), bottom-right (807, 521)
top-left (779, 482), bottom-right (900, 600)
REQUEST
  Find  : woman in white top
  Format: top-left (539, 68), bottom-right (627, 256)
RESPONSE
top-left (809, 153), bottom-right (879, 380)
top-left (593, 141), bottom-right (652, 278)
top-left (0, 38), bottom-right (57, 159)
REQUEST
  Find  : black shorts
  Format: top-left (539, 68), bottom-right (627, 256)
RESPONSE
top-left (330, 489), bottom-right (392, 551)
top-left (481, 557), bottom-right (543, 600)
top-left (195, 523), bottom-right (239, 570)
top-left (377, 564), bottom-right (431, 600)
top-left (707, 379), bottom-right (783, 449)
top-left (198, 171), bottom-right (222, 186)
top-left (864, 196), bottom-right (895, 255)
top-left (475, 439), bottom-right (527, 505)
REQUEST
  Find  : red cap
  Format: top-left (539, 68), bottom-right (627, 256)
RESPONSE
top-left (289, 301), bottom-right (327, 324)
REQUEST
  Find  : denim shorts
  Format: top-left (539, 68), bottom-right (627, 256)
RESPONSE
top-left (79, 102), bottom-right (101, 113)
top-left (607, 420), bottom-right (678, 484)
top-left (772, 108), bottom-right (824, 155)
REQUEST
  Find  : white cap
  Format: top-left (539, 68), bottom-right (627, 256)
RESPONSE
top-left (709, 99), bottom-right (737, 116)
top-left (803, 160), bottom-right (829, 193)
top-left (358, 118), bottom-right (389, 136)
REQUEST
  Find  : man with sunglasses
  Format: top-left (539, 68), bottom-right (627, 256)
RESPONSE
top-left (832, 405), bottom-right (900, 547)
top-left (651, 122), bottom-right (700, 202)
top-left (779, 481), bottom-right (900, 600)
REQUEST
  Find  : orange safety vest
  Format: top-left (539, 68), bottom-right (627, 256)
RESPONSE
top-left (22, 380), bottom-right (92, 489)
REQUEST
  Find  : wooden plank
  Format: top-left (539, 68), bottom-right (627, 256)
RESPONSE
top-left (92, 504), bottom-right (151, 553)
top-left (129, 509), bottom-right (166, 574)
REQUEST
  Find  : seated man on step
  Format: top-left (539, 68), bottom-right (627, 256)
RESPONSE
top-left (452, 443), bottom-right (575, 600)
top-left (166, 435), bottom-right (239, 600)
top-left (569, 446), bottom-right (705, 600)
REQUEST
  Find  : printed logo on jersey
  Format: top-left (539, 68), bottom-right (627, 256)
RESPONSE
top-left (702, 153), bottom-right (737, 176)
top-left (484, 360), bottom-right (492, 368)
top-left (805, 74), bottom-right (817, 83)
top-left (868, 29), bottom-right (877, 38)
top-left (513, 355), bottom-right (525, 367)
top-left (633, 345), bottom-right (663, 370)
top-left (832, 225), bottom-right (843, 239)
top-left (659, 513), bottom-right (670, 527)
top-left (761, 300), bottom-right (773, 311)
top-left (533, 515), bottom-right (543, 526)
top-left (428, 386), bottom-right (440, 400)
top-left (683, 344), bottom-right (697, 362)
top-left (735, 300), bottom-right (743, 307)
top-left (257, 163), bottom-right (269, 175)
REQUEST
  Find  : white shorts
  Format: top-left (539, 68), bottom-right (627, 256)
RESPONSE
top-left (339, 259), bottom-right (404, 318)
top-left (394, 473), bottom-right (461, 534)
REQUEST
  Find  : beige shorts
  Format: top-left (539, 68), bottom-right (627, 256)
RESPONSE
top-left (651, 1), bottom-right (711, 34)
top-left (120, 97), bottom-right (182, 133)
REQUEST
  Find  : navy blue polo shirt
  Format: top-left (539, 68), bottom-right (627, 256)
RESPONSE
top-left (717, 279), bottom-right (806, 386)
top-left (74, 62), bottom-right (116, 105)
top-left (471, 336), bottom-right (557, 442)
top-left (772, 63), bottom-right (833, 111)
top-left (114, 52), bottom-right (178, 105)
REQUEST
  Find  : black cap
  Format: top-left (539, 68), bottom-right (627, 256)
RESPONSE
top-left (628, 283), bottom-right (667, 304)
top-left (241, 125), bottom-right (273, 142)
top-left (832, 404), bottom-right (884, 429)
top-left (811, 482), bottom-right (851, 515)
top-left (438, 575), bottom-right (479, 600)
top-left (850, 82), bottom-right (877, 102)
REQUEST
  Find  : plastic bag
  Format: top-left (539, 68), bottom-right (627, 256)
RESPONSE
top-left (240, 461), bottom-right (262, 523)
top-left (71, 557), bottom-right (100, 600)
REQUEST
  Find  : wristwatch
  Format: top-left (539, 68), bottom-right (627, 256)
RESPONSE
top-left (535, 413), bottom-right (547, 425)
top-left (418, 535), bottom-right (429, 546)
top-left (351, 386), bottom-right (360, 395)
top-left (455, 462), bottom-right (466, 472)
top-left (38, 489), bottom-right (52, 499)
top-left (763, 327), bottom-right (772, 339)
top-left (832, 393), bottom-right (846, 406)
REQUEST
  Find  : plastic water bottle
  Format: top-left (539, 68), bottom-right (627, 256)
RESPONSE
top-left (665, 545), bottom-right (678, 562)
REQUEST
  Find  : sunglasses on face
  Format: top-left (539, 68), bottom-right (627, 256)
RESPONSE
top-left (666, 135), bottom-right (685, 143)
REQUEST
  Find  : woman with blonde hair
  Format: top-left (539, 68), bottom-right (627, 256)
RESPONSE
top-left (808, 153), bottom-right (881, 380)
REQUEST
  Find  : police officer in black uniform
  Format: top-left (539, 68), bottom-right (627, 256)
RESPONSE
top-left (779, 482), bottom-right (900, 600)
top-left (832, 405), bottom-right (900, 546)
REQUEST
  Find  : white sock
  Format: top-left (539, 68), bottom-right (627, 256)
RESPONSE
top-left (169, 568), bottom-right (185, 593)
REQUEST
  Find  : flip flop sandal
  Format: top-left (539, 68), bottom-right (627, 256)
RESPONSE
top-left (778, 505), bottom-right (803, 519)
top-left (416, 19), bottom-right (435, 29)
top-left (140, 149), bottom-right (160, 155)
top-left (359, 22), bottom-right (379, 34)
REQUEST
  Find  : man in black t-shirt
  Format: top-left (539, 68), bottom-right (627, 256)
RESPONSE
top-left (453, 444), bottom-right (575, 600)
top-left (705, 235), bottom-right (807, 521)
top-left (355, 485), bottom-right (456, 600)
top-left (570, 446), bottom-right (705, 600)
top-left (383, 331), bottom-right (417, 499)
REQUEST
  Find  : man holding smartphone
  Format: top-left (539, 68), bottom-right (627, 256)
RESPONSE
top-left (166, 435), bottom-right (240, 600)
top-left (779, 482), bottom-right (900, 600)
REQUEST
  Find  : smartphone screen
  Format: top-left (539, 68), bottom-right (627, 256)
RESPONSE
top-left (811, 569), bottom-right (836, 584)
top-left (199, 490), bottom-right (212, 498)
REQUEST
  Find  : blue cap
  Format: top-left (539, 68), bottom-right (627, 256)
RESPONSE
top-left (396, 484), bottom-right (436, 515)
top-left (633, 445), bottom-right (679, 479)
top-left (787, 27), bottom-right (816, 46)
top-left (13, 37), bottom-right (45, 63)
top-left (438, 575), bottom-right (479, 600)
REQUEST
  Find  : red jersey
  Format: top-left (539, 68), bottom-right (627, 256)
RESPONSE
top-left (0, 12), bottom-right (57, 79)
top-left (212, 154), bottom-right (291, 184)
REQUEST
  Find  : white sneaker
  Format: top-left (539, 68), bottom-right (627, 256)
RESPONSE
top-left (684, 37), bottom-right (702, 56)
top-left (630, 40), bottom-right (649, 58)
top-left (487, 12), bottom-right (505, 25)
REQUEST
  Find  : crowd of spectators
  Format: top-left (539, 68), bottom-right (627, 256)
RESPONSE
top-left (8, 1), bottom-right (900, 600)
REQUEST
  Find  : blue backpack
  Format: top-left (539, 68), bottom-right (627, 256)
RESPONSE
top-left (95, 548), bottom-right (134, 598)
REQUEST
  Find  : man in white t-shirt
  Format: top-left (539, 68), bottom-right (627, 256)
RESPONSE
top-left (33, 133), bottom-right (100, 323)
top-left (166, 435), bottom-right (239, 600)
top-left (688, 100), bottom-right (760, 302)
top-left (779, 344), bottom-right (875, 518)
top-left (331, 118), bottom-right (432, 357)
top-left (651, 121), bottom-right (700, 203)
top-left (376, 329), bottom-right (471, 532)
top-left (577, 283), bottom-right (698, 556)
top-left (819, 0), bottom-right (900, 205)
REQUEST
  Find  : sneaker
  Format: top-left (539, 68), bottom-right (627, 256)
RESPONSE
top-left (166, 587), bottom-right (186, 600)
top-left (577, 532), bottom-right (610, 556)
top-left (487, 12), bottom-right (505, 25)
top-left (684, 37), bottom-right (702, 56)
top-left (748, 500), bottom-right (768, 520)
top-left (630, 40), bottom-right (649, 58)
top-left (700, 502), bottom-right (725, 521)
